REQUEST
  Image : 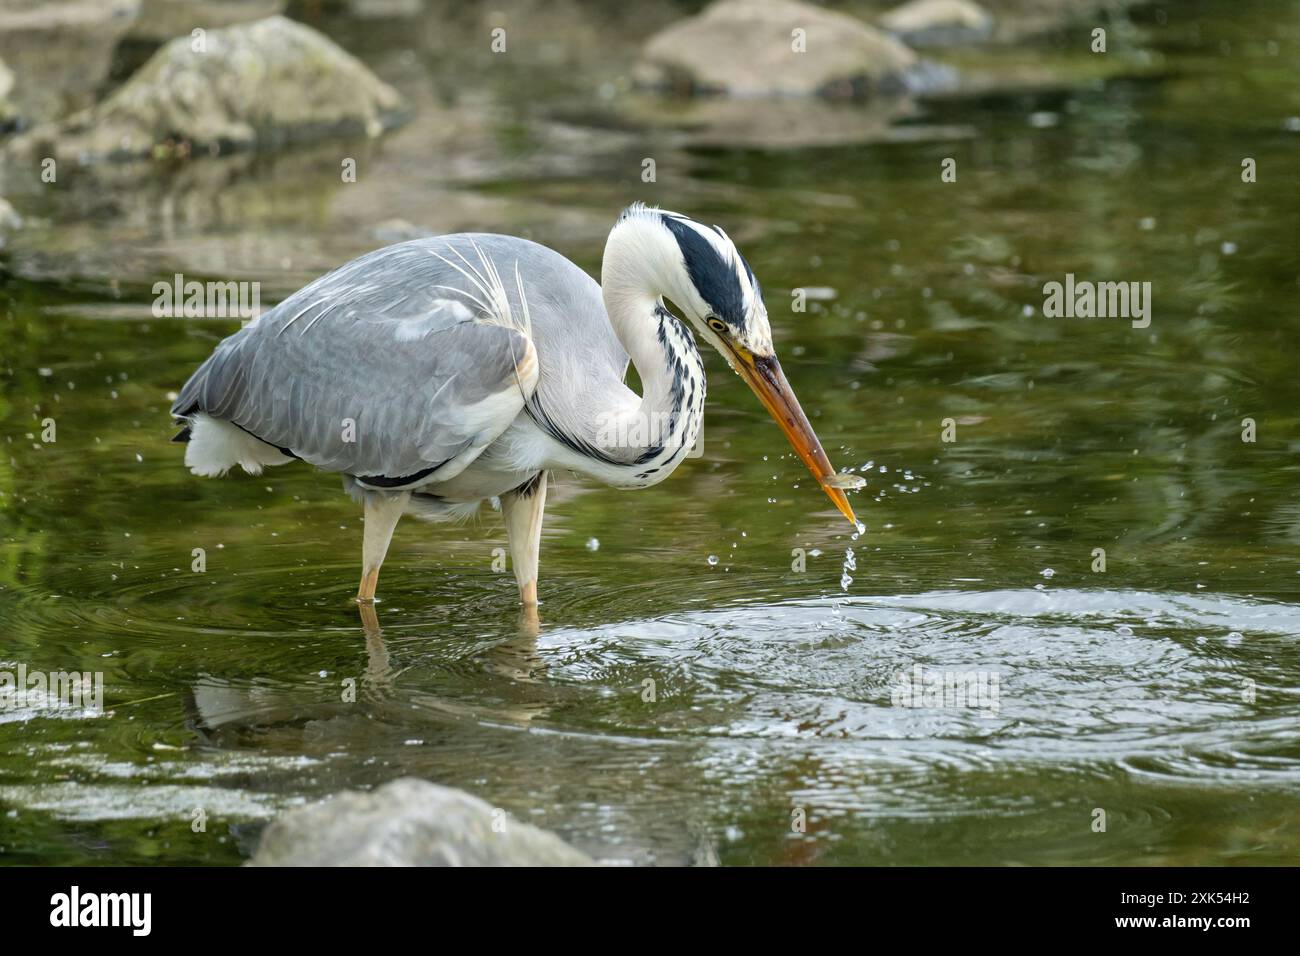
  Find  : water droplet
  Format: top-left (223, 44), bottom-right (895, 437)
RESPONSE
top-left (707, 554), bottom-right (719, 566)
top-left (1116, 624), bottom-right (1134, 636)
top-left (1040, 568), bottom-right (1055, 579)
top-left (585, 537), bottom-right (600, 551)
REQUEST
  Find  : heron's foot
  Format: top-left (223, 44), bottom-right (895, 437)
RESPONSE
top-left (519, 580), bottom-right (538, 606)
top-left (357, 567), bottom-right (380, 603)
top-left (518, 601), bottom-right (540, 639)
top-left (358, 600), bottom-right (381, 635)
top-left (516, 579), bottom-right (540, 636)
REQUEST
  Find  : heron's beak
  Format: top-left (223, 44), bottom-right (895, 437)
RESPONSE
top-left (727, 347), bottom-right (859, 527)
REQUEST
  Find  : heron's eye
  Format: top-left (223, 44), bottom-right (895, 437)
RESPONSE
top-left (706, 317), bottom-right (728, 334)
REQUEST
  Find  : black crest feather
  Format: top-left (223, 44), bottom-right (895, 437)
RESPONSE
top-left (660, 214), bottom-right (749, 330)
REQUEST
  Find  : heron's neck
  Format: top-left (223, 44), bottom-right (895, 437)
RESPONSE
top-left (593, 219), bottom-right (706, 487)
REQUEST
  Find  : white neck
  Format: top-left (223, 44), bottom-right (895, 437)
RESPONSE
top-left (580, 214), bottom-right (706, 487)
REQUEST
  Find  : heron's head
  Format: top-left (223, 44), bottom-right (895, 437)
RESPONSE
top-left (618, 205), bottom-right (858, 526)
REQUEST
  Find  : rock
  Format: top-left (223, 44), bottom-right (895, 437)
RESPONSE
top-left (879, 0), bottom-right (994, 48)
top-left (127, 0), bottom-right (287, 44)
top-left (635, 0), bottom-right (919, 98)
top-left (0, 0), bottom-right (141, 124)
top-left (0, 195), bottom-right (22, 230)
top-left (0, 55), bottom-right (15, 129)
top-left (248, 778), bottom-right (594, 866)
top-left (983, 0), bottom-right (1132, 42)
top-left (343, 0), bottom-right (425, 17)
top-left (11, 15), bottom-right (406, 162)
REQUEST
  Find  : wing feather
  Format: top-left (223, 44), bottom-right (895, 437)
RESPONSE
top-left (172, 238), bottom-right (539, 480)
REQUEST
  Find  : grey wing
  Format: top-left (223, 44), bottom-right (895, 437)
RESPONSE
top-left (171, 238), bottom-right (539, 481)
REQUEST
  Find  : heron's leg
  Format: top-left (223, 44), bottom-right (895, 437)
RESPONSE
top-left (501, 471), bottom-right (548, 607)
top-left (357, 490), bottom-right (410, 603)
top-left (358, 602), bottom-right (394, 692)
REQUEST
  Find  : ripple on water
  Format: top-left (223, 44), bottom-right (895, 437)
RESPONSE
top-left (535, 588), bottom-right (1300, 788)
top-left (2, 585), bottom-right (1298, 861)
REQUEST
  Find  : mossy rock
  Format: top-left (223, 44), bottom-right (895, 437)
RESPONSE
top-left (12, 14), bottom-right (407, 162)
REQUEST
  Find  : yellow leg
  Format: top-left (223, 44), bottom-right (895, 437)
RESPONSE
top-left (357, 490), bottom-right (410, 604)
top-left (501, 471), bottom-right (547, 607)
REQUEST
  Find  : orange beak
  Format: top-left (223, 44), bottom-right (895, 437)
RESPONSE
top-left (728, 348), bottom-right (859, 527)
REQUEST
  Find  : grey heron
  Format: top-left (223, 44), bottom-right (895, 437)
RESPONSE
top-left (171, 204), bottom-right (859, 609)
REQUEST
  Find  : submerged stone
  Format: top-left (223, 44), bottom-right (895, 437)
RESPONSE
top-left (879, 0), bottom-right (994, 48)
top-left (249, 777), bottom-right (595, 867)
top-left (634, 0), bottom-right (920, 98)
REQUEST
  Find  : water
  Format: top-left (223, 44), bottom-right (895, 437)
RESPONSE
top-left (2, 1), bottom-right (1299, 865)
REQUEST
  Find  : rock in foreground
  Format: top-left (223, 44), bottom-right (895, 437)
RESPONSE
top-left (249, 778), bottom-right (595, 867)
top-left (635, 0), bottom-right (919, 98)
top-left (13, 14), bottom-right (405, 162)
